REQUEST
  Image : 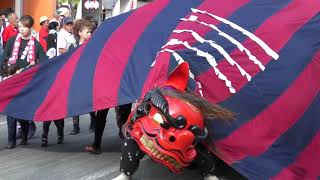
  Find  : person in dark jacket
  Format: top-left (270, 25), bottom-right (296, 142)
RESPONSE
top-left (0, 15), bottom-right (46, 149)
top-left (45, 21), bottom-right (59, 58)
top-left (40, 20), bottom-right (64, 147)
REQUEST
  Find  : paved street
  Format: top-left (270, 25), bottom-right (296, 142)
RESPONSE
top-left (0, 110), bottom-right (243, 180)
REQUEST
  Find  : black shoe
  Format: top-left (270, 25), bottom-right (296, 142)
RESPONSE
top-left (20, 140), bottom-right (28, 145)
top-left (69, 129), bottom-right (79, 135)
top-left (41, 137), bottom-right (48, 147)
top-left (57, 136), bottom-right (64, 144)
top-left (5, 144), bottom-right (16, 149)
top-left (28, 122), bottom-right (37, 139)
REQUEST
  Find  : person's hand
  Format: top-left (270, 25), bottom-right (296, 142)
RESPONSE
top-left (16, 68), bottom-right (24, 74)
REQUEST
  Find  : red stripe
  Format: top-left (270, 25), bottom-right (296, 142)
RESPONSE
top-left (215, 50), bottom-right (320, 163)
top-left (197, 0), bottom-right (320, 103)
top-left (34, 45), bottom-right (86, 121)
top-left (93, 0), bottom-right (170, 111)
top-left (142, 0), bottom-right (250, 96)
top-left (272, 132), bottom-right (320, 180)
top-left (0, 67), bottom-right (39, 111)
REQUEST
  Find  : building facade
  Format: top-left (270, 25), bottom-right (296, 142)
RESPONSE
top-left (1, 0), bottom-right (56, 31)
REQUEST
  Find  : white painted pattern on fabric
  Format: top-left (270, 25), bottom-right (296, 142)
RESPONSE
top-left (155, 8), bottom-right (279, 94)
top-left (161, 39), bottom-right (236, 93)
top-left (180, 15), bottom-right (266, 71)
top-left (191, 8), bottom-right (279, 60)
top-left (172, 30), bottom-right (252, 82)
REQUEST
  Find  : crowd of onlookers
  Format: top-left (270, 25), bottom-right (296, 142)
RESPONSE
top-left (0, 8), bottom-right (132, 154)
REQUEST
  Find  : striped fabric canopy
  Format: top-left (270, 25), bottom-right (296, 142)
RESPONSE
top-left (0, 0), bottom-right (319, 179)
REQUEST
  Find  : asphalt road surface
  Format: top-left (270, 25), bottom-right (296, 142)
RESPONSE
top-left (0, 109), bottom-right (244, 180)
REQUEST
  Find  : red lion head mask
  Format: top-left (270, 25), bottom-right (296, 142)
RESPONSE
top-left (127, 62), bottom-right (208, 173)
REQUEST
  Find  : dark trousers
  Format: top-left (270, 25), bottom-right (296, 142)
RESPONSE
top-left (92, 104), bottom-right (132, 149)
top-left (93, 108), bottom-right (109, 148)
top-left (115, 103), bottom-right (132, 130)
top-left (89, 112), bottom-right (96, 130)
top-left (7, 116), bottom-right (29, 145)
top-left (72, 116), bottom-right (80, 131)
top-left (42, 119), bottom-right (64, 138)
top-left (72, 113), bottom-right (96, 131)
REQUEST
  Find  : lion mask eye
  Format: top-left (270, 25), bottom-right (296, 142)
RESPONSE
top-left (153, 112), bottom-right (164, 124)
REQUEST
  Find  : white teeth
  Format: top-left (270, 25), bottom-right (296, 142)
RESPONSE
top-left (139, 135), bottom-right (182, 170)
top-left (154, 150), bottom-right (160, 156)
top-left (151, 147), bottom-right (156, 154)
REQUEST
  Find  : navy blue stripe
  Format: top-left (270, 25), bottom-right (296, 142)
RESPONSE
top-left (179, 0), bottom-right (292, 77)
top-left (67, 11), bottom-right (133, 116)
top-left (232, 92), bottom-right (320, 179)
top-left (118, 0), bottom-right (204, 105)
top-left (4, 49), bottom-right (77, 120)
top-left (209, 13), bottom-right (320, 139)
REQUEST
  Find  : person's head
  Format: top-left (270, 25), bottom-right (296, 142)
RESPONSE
top-left (8, 12), bottom-right (18, 27)
top-left (18, 15), bottom-right (34, 38)
top-left (3, 8), bottom-right (14, 18)
top-left (53, 11), bottom-right (59, 20)
top-left (62, 17), bottom-right (73, 33)
top-left (39, 16), bottom-right (49, 27)
top-left (73, 19), bottom-right (93, 42)
top-left (48, 21), bottom-right (59, 31)
top-left (84, 16), bottom-right (98, 33)
top-left (0, 9), bottom-right (5, 20)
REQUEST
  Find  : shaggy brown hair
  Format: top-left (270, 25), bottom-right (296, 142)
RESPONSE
top-left (159, 88), bottom-right (235, 122)
top-left (73, 19), bottom-right (93, 40)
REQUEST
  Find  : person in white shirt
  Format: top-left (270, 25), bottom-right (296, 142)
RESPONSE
top-left (56, 17), bottom-right (75, 56)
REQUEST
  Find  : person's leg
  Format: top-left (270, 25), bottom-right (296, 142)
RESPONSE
top-left (89, 111), bottom-right (96, 132)
top-left (70, 116), bottom-right (80, 135)
top-left (93, 109), bottom-right (109, 148)
top-left (16, 121), bottom-right (22, 139)
top-left (115, 104), bottom-right (132, 139)
top-left (28, 121), bottom-right (37, 139)
top-left (6, 116), bottom-right (17, 149)
top-left (85, 108), bottom-right (109, 154)
top-left (41, 121), bottom-right (51, 147)
top-left (19, 120), bottom-right (30, 145)
top-left (54, 119), bottom-right (64, 144)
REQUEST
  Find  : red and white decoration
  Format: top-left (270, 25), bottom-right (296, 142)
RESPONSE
top-left (8, 33), bottom-right (36, 66)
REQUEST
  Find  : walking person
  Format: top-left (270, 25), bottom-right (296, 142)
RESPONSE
top-left (0, 15), bottom-right (46, 149)
top-left (41, 120), bottom-right (64, 147)
top-left (56, 17), bottom-right (75, 56)
top-left (69, 18), bottom-right (95, 135)
top-left (41, 20), bottom-right (64, 147)
top-left (84, 104), bottom-right (132, 154)
top-left (38, 16), bottom-right (49, 51)
top-left (1, 11), bottom-right (18, 47)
